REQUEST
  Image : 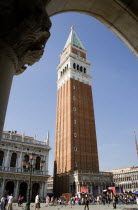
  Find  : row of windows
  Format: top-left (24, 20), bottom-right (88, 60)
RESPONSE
top-left (60, 63), bottom-right (87, 78)
top-left (0, 151), bottom-right (42, 170)
top-left (118, 183), bottom-right (138, 188)
top-left (114, 176), bottom-right (138, 182)
top-left (60, 64), bottom-right (68, 77)
top-left (73, 63), bottom-right (86, 73)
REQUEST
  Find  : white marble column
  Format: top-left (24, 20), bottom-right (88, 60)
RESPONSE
top-left (1, 179), bottom-right (6, 195)
top-left (14, 181), bottom-right (19, 201)
top-left (98, 185), bottom-right (101, 194)
top-left (90, 184), bottom-right (93, 194)
top-left (76, 182), bottom-right (79, 193)
top-left (43, 155), bottom-right (47, 172)
top-left (39, 182), bottom-right (43, 198)
top-left (18, 152), bottom-right (23, 172)
top-left (39, 182), bottom-right (45, 199)
top-left (46, 152), bottom-right (49, 173)
top-left (0, 42), bottom-right (18, 141)
top-left (43, 182), bottom-right (47, 198)
top-left (3, 150), bottom-right (10, 169)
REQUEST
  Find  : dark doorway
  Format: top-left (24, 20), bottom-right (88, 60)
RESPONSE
top-left (19, 182), bottom-right (28, 201)
top-left (32, 183), bottom-right (40, 201)
top-left (5, 181), bottom-right (14, 195)
top-left (0, 151), bottom-right (4, 166)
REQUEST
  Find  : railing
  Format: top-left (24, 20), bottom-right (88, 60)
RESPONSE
top-left (2, 134), bottom-right (49, 147)
top-left (74, 170), bottom-right (113, 176)
top-left (0, 166), bottom-right (48, 175)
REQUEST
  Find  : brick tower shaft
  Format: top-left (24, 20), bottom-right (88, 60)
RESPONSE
top-left (54, 26), bottom-right (99, 196)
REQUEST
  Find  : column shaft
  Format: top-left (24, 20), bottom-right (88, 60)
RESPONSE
top-left (0, 42), bottom-right (17, 140)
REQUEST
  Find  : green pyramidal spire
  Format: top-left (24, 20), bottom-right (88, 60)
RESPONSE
top-left (63, 25), bottom-right (85, 51)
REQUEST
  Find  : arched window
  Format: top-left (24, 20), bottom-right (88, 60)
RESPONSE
top-left (73, 63), bottom-right (76, 69)
top-left (63, 69), bottom-right (64, 74)
top-left (35, 156), bottom-right (41, 170)
top-left (61, 72), bottom-right (62, 77)
top-left (65, 67), bottom-right (66, 71)
top-left (24, 155), bottom-right (29, 163)
top-left (77, 65), bottom-right (79, 70)
top-left (80, 66), bottom-right (82, 72)
top-left (10, 153), bottom-right (17, 167)
top-left (0, 151), bottom-right (4, 166)
top-left (67, 64), bottom-right (68, 69)
top-left (84, 68), bottom-right (86, 73)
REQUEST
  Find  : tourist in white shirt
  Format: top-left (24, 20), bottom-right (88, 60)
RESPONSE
top-left (7, 194), bottom-right (13, 210)
top-left (35, 194), bottom-right (40, 210)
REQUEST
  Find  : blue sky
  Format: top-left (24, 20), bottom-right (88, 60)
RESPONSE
top-left (4, 13), bottom-right (138, 175)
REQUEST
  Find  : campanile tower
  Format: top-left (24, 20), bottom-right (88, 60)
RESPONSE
top-left (54, 26), bottom-right (101, 196)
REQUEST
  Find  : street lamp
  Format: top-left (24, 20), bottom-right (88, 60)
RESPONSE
top-left (22, 154), bottom-right (45, 210)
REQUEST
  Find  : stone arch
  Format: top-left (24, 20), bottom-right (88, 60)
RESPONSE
top-left (10, 152), bottom-right (17, 167)
top-left (19, 182), bottom-right (28, 201)
top-left (32, 183), bottom-right (40, 201)
top-left (0, 150), bottom-right (4, 166)
top-left (5, 181), bottom-right (14, 195)
top-left (35, 156), bottom-right (41, 170)
top-left (46, 0), bottom-right (138, 58)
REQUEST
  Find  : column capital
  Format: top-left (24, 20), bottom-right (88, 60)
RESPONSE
top-left (0, 0), bottom-right (51, 75)
top-left (0, 41), bottom-right (18, 71)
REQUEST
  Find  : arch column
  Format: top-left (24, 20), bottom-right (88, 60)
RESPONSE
top-left (0, 42), bottom-right (17, 141)
top-left (17, 152), bottom-right (23, 172)
top-left (3, 150), bottom-right (10, 170)
top-left (14, 180), bottom-right (19, 201)
top-left (43, 182), bottom-right (47, 198)
top-left (1, 179), bottom-right (6, 195)
top-left (0, 0), bottom-right (51, 142)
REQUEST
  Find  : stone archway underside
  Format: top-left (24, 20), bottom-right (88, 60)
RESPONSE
top-left (46, 0), bottom-right (138, 58)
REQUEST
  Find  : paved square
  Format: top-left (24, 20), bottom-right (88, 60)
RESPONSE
top-left (12, 203), bottom-right (138, 210)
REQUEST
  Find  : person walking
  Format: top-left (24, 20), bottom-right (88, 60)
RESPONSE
top-left (113, 195), bottom-right (118, 209)
top-left (45, 196), bottom-right (50, 207)
top-left (1, 195), bottom-right (6, 210)
top-left (7, 194), bottom-right (13, 210)
top-left (18, 195), bottom-right (22, 207)
top-left (84, 197), bottom-right (89, 210)
top-left (35, 194), bottom-right (40, 210)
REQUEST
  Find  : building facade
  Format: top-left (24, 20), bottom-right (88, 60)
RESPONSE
top-left (47, 176), bottom-right (53, 195)
top-left (109, 166), bottom-right (138, 193)
top-left (54, 26), bottom-right (113, 196)
top-left (0, 131), bottom-right (51, 201)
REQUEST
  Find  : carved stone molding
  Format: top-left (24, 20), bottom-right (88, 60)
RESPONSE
top-left (0, 0), bottom-right (51, 74)
top-left (0, 41), bottom-right (18, 70)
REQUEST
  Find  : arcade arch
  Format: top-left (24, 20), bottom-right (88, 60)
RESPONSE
top-left (19, 182), bottom-right (28, 201)
top-left (47, 0), bottom-right (138, 58)
top-left (32, 183), bottom-right (40, 201)
top-left (5, 181), bottom-right (14, 195)
top-left (0, 0), bottom-right (138, 143)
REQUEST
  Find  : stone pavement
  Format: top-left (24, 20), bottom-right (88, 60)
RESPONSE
top-left (11, 203), bottom-right (138, 210)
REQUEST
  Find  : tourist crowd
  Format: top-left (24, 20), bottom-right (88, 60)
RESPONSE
top-left (1, 192), bottom-right (138, 209)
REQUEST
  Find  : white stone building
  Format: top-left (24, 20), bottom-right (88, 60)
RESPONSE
top-left (109, 166), bottom-right (138, 193)
top-left (47, 176), bottom-right (53, 195)
top-left (0, 131), bottom-right (51, 201)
